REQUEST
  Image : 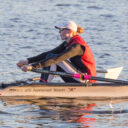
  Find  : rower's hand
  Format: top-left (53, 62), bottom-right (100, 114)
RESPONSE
top-left (17, 60), bottom-right (29, 67)
top-left (21, 65), bottom-right (32, 72)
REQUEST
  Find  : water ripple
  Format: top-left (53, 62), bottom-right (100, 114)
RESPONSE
top-left (87, 6), bottom-right (103, 10)
top-left (0, 0), bottom-right (128, 127)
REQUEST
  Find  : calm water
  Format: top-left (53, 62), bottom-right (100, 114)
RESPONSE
top-left (0, 0), bottom-right (128, 127)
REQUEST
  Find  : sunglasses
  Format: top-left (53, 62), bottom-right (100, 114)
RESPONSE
top-left (59, 28), bottom-right (70, 32)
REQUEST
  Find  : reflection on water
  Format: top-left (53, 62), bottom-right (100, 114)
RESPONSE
top-left (73, 103), bottom-right (97, 127)
top-left (0, 97), bottom-right (128, 128)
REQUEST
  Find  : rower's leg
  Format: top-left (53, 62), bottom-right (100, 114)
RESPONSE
top-left (57, 61), bottom-right (87, 83)
top-left (40, 66), bottom-right (50, 82)
top-left (40, 53), bottom-right (57, 83)
top-left (57, 66), bottom-right (80, 83)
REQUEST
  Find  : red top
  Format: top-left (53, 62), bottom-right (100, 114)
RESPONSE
top-left (67, 35), bottom-right (96, 78)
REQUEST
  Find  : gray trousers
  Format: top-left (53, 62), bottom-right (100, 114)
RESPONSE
top-left (40, 53), bottom-right (86, 83)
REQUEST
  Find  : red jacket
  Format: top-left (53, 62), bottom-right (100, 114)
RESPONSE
top-left (67, 35), bottom-right (96, 77)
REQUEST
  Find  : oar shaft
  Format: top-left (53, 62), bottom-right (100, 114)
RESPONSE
top-left (90, 76), bottom-right (128, 84)
top-left (31, 69), bottom-right (128, 84)
top-left (74, 74), bottom-right (128, 84)
top-left (96, 70), bottom-right (107, 73)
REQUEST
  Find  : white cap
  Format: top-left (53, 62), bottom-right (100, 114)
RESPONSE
top-left (55, 20), bottom-right (77, 32)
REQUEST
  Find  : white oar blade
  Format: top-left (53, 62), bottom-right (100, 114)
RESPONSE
top-left (105, 67), bottom-right (123, 79)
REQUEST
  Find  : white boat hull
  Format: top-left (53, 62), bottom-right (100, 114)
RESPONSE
top-left (0, 83), bottom-right (128, 99)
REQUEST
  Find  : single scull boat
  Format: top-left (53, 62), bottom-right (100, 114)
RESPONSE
top-left (1, 66), bottom-right (127, 99)
top-left (0, 82), bottom-right (128, 99)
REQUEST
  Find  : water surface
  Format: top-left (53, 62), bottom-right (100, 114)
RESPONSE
top-left (0, 0), bottom-right (128, 127)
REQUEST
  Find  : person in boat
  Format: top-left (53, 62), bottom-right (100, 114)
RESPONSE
top-left (17, 20), bottom-right (96, 83)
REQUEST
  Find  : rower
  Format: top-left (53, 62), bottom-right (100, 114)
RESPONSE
top-left (17, 20), bottom-right (96, 83)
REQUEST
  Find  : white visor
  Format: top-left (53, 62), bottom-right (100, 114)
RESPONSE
top-left (55, 20), bottom-right (77, 32)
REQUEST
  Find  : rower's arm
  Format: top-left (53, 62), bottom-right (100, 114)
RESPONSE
top-left (31, 43), bottom-right (85, 68)
top-left (27, 41), bottom-right (67, 63)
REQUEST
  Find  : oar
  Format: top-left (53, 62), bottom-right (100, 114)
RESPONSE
top-left (28, 67), bottom-right (123, 81)
top-left (0, 67), bottom-right (122, 80)
top-left (31, 68), bottom-right (128, 85)
top-left (97, 67), bottom-right (123, 79)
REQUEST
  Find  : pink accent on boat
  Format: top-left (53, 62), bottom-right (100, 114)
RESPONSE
top-left (74, 74), bottom-right (81, 79)
top-left (84, 75), bottom-right (91, 80)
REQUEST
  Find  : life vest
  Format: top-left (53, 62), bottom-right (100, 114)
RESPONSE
top-left (67, 35), bottom-right (96, 78)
